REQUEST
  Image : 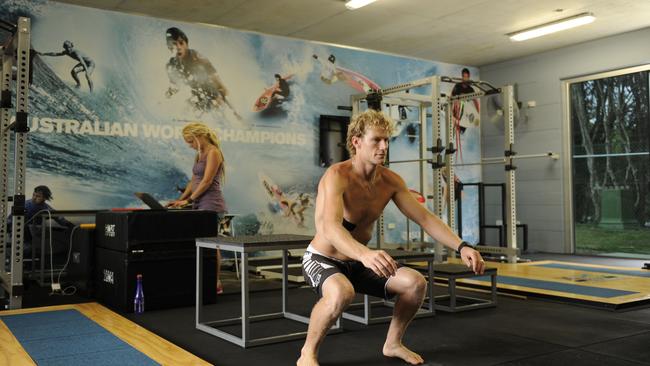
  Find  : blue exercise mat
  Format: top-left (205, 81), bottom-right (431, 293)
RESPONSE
top-left (473, 275), bottom-right (638, 298)
top-left (1, 309), bottom-right (159, 366)
top-left (532, 262), bottom-right (650, 278)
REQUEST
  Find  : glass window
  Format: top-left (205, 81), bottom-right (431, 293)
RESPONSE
top-left (569, 69), bottom-right (650, 257)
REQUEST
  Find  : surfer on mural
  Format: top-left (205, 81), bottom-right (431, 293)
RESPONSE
top-left (253, 73), bottom-right (293, 113)
top-left (260, 173), bottom-right (311, 227)
top-left (312, 53), bottom-right (380, 93)
top-left (451, 67), bottom-right (480, 132)
top-left (38, 40), bottom-right (95, 92)
top-left (450, 68), bottom-right (480, 161)
top-left (164, 27), bottom-right (242, 119)
top-left (271, 73), bottom-right (291, 102)
top-left (313, 54), bottom-right (339, 84)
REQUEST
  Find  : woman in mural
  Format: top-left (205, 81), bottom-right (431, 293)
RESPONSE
top-left (164, 27), bottom-right (241, 119)
top-left (168, 122), bottom-right (228, 294)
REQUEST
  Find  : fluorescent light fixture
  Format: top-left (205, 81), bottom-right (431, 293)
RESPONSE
top-left (345, 0), bottom-right (377, 10)
top-left (509, 12), bottom-right (595, 41)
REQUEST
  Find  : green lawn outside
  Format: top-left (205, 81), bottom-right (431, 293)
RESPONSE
top-left (575, 224), bottom-right (650, 255)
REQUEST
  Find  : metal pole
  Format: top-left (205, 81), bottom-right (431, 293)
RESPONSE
top-left (478, 183), bottom-right (485, 245)
top-left (481, 151), bottom-right (559, 163)
top-left (241, 252), bottom-right (250, 344)
top-left (430, 78), bottom-right (444, 262)
top-left (389, 151), bottom-right (558, 166)
top-left (445, 93), bottom-right (457, 259)
top-left (5, 17), bottom-right (31, 309)
top-left (498, 183), bottom-right (506, 247)
top-left (380, 76), bottom-right (435, 95)
top-left (0, 43), bottom-right (13, 278)
top-left (389, 158), bottom-right (433, 164)
top-left (457, 183), bottom-right (463, 240)
top-left (405, 218), bottom-right (410, 249)
top-left (419, 102), bottom-right (427, 249)
top-left (453, 160), bottom-right (503, 167)
top-left (503, 85), bottom-right (518, 263)
top-left (195, 246), bottom-right (203, 324)
top-left (447, 91), bottom-right (488, 102)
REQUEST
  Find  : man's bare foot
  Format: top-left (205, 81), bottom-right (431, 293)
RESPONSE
top-left (296, 353), bottom-right (319, 366)
top-left (383, 343), bottom-right (424, 365)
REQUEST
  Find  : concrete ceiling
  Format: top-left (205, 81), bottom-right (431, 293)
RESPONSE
top-left (53, 0), bottom-right (650, 66)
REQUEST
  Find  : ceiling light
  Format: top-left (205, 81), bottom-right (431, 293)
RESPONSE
top-left (508, 12), bottom-right (595, 42)
top-left (345, 0), bottom-right (377, 10)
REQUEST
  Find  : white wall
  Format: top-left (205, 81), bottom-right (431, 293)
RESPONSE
top-left (480, 27), bottom-right (650, 253)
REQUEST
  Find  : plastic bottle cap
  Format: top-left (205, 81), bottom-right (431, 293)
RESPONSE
top-left (136, 274), bottom-right (142, 279)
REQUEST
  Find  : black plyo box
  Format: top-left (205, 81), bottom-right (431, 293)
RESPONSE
top-left (94, 246), bottom-right (217, 313)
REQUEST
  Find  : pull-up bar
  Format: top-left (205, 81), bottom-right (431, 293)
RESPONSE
top-left (0, 19), bottom-right (17, 34)
top-left (389, 151), bottom-right (559, 166)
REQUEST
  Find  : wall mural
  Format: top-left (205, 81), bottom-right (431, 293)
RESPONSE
top-left (1, 1), bottom-right (482, 244)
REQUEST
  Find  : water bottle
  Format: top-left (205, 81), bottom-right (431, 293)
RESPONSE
top-left (134, 274), bottom-right (145, 314)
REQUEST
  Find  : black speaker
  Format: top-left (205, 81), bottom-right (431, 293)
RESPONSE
top-left (67, 228), bottom-right (95, 296)
top-left (95, 210), bottom-right (219, 252)
top-left (94, 246), bottom-right (216, 313)
top-left (319, 115), bottom-right (350, 167)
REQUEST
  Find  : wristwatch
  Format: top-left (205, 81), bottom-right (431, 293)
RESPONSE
top-left (457, 241), bottom-right (472, 254)
top-left (186, 197), bottom-right (194, 204)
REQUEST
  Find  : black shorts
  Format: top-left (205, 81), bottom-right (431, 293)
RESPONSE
top-left (302, 250), bottom-right (398, 299)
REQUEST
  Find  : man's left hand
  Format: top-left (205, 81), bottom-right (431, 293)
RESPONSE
top-left (460, 247), bottom-right (485, 275)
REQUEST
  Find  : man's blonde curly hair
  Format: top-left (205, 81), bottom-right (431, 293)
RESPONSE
top-left (346, 109), bottom-right (395, 157)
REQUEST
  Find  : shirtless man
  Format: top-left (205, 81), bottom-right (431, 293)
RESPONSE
top-left (298, 109), bottom-right (485, 366)
top-left (451, 67), bottom-right (481, 130)
top-left (39, 40), bottom-right (95, 92)
top-left (271, 73), bottom-right (290, 102)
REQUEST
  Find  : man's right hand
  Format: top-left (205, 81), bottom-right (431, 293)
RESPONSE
top-left (166, 199), bottom-right (185, 208)
top-left (360, 250), bottom-right (398, 278)
top-left (460, 247), bottom-right (486, 275)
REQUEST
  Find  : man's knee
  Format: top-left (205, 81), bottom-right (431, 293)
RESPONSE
top-left (322, 278), bottom-right (355, 313)
top-left (398, 269), bottom-right (427, 297)
top-left (413, 273), bottom-right (427, 295)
